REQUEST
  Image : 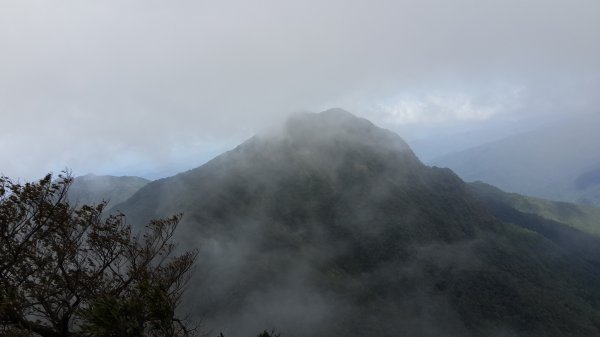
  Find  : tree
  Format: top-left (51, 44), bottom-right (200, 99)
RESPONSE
top-left (0, 172), bottom-right (198, 337)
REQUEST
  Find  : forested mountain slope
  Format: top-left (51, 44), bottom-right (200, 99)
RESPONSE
top-left (113, 109), bottom-right (600, 337)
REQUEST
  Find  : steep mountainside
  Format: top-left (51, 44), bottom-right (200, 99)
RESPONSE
top-left (432, 113), bottom-right (600, 205)
top-left (113, 109), bottom-right (600, 337)
top-left (68, 174), bottom-right (149, 206)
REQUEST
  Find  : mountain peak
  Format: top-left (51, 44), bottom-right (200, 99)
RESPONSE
top-left (319, 107), bottom-right (357, 118)
top-left (286, 108), bottom-right (364, 127)
top-left (280, 109), bottom-right (413, 156)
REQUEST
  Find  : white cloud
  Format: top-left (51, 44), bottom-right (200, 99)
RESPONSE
top-left (379, 94), bottom-right (498, 125)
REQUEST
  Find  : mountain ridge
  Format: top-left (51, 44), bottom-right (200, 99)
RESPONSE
top-left (432, 114), bottom-right (600, 205)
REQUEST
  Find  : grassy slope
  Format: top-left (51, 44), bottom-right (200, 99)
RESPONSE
top-left (469, 181), bottom-right (600, 237)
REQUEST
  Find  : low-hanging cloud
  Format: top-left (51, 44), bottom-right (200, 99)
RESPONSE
top-left (1, 0), bottom-right (599, 179)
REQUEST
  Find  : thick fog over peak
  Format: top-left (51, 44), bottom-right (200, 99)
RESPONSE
top-left (1, 0), bottom-right (599, 179)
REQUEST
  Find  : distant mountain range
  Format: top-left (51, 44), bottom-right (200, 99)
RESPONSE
top-left (74, 109), bottom-right (600, 336)
top-left (433, 114), bottom-right (600, 206)
top-left (67, 174), bottom-right (149, 206)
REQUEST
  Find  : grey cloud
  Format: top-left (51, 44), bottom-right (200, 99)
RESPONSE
top-left (1, 0), bottom-right (598, 178)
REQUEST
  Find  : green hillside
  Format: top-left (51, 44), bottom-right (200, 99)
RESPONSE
top-left (469, 181), bottom-right (600, 237)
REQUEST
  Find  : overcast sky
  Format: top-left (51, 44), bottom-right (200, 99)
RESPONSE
top-left (1, 0), bottom-right (599, 179)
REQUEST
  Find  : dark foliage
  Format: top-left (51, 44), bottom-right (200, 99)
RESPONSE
top-left (0, 172), bottom-right (198, 337)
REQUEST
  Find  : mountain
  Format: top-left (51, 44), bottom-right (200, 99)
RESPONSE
top-left (113, 109), bottom-right (600, 337)
top-left (68, 174), bottom-right (149, 206)
top-left (432, 114), bottom-right (600, 205)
